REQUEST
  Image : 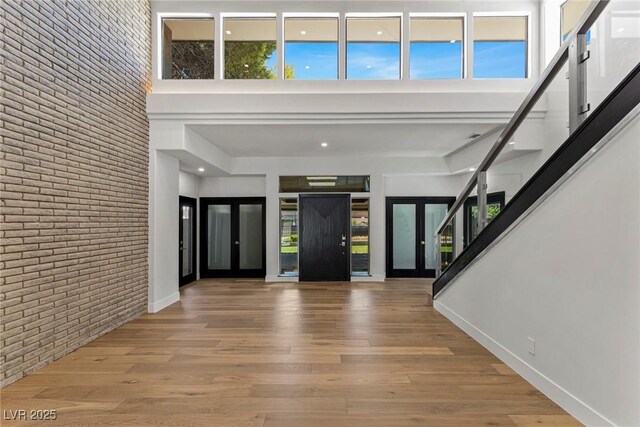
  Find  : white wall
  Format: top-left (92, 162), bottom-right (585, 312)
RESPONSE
top-left (179, 171), bottom-right (200, 198)
top-left (435, 113), bottom-right (640, 427)
top-left (199, 176), bottom-right (266, 197)
top-left (149, 149), bottom-right (181, 312)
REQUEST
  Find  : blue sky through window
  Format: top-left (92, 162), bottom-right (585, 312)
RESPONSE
top-left (346, 43), bottom-right (400, 79)
top-left (266, 52), bottom-right (276, 74)
top-left (410, 42), bottom-right (463, 79)
top-left (474, 41), bottom-right (527, 78)
top-left (285, 42), bottom-right (338, 79)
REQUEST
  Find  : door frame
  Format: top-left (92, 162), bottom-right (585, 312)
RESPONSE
top-left (299, 193), bottom-right (351, 282)
top-left (386, 196), bottom-right (455, 278)
top-left (179, 196), bottom-right (198, 287)
top-left (199, 197), bottom-right (266, 279)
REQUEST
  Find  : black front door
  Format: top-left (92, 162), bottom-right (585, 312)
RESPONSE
top-left (299, 194), bottom-right (350, 282)
top-left (386, 197), bottom-right (455, 278)
top-left (200, 198), bottom-right (266, 278)
top-left (179, 196), bottom-right (197, 286)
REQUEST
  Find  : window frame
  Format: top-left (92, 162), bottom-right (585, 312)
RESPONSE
top-left (157, 13), bottom-right (216, 80)
top-left (472, 11), bottom-right (532, 79)
top-left (408, 12), bottom-right (468, 80)
top-left (282, 13), bottom-right (341, 81)
top-left (344, 12), bottom-right (404, 80)
top-left (220, 13), bottom-right (278, 80)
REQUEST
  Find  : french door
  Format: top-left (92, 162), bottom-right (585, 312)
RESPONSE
top-left (179, 196), bottom-right (197, 286)
top-left (200, 198), bottom-right (266, 278)
top-left (386, 197), bottom-right (455, 278)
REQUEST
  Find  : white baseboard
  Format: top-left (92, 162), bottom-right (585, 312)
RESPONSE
top-left (351, 274), bottom-right (385, 282)
top-left (434, 301), bottom-right (614, 427)
top-left (265, 275), bottom-right (299, 282)
top-left (265, 275), bottom-right (385, 283)
top-left (148, 292), bottom-right (180, 313)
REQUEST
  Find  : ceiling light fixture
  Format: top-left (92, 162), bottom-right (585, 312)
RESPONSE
top-left (309, 182), bottom-right (337, 187)
top-left (198, 167), bottom-right (205, 172)
top-left (321, 142), bottom-right (328, 147)
top-left (307, 176), bottom-right (337, 181)
top-left (300, 30), bottom-right (307, 35)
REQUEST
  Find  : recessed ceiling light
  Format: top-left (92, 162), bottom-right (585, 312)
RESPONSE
top-left (376, 30), bottom-right (383, 35)
top-left (198, 168), bottom-right (205, 172)
top-left (321, 142), bottom-right (328, 148)
top-left (225, 30), bottom-right (231, 35)
top-left (300, 30), bottom-right (307, 35)
top-left (469, 167), bottom-right (476, 172)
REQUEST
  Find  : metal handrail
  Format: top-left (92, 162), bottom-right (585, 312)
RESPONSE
top-left (436, 0), bottom-right (609, 235)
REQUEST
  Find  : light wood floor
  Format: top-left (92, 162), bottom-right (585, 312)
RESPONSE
top-left (1, 279), bottom-right (580, 426)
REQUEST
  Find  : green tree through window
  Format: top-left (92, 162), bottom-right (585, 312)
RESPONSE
top-left (171, 41), bottom-right (215, 79)
top-left (224, 42), bottom-right (295, 79)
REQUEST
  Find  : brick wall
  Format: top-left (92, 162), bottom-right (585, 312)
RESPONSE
top-left (0, 0), bottom-right (151, 386)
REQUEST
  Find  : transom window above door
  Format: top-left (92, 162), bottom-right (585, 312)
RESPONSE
top-left (279, 176), bottom-right (370, 193)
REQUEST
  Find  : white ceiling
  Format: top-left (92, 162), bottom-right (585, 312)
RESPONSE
top-left (188, 122), bottom-right (498, 157)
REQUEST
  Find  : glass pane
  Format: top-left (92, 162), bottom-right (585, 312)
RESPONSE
top-left (162, 19), bottom-right (215, 79)
top-left (474, 16), bottom-right (528, 78)
top-left (208, 205), bottom-right (231, 270)
top-left (410, 17), bottom-right (463, 79)
top-left (239, 204), bottom-right (263, 270)
top-left (279, 176), bottom-right (370, 193)
top-left (392, 204), bottom-right (416, 269)
top-left (224, 18), bottom-right (277, 79)
top-left (285, 18), bottom-right (338, 80)
top-left (352, 199), bottom-right (369, 275)
top-left (182, 205), bottom-right (193, 276)
top-left (586, 2), bottom-right (640, 115)
top-left (347, 17), bottom-right (401, 80)
top-left (439, 219), bottom-right (455, 272)
top-left (280, 198), bottom-right (298, 276)
top-left (464, 194), bottom-right (504, 247)
top-left (424, 204), bottom-right (448, 270)
top-left (562, 0), bottom-right (591, 40)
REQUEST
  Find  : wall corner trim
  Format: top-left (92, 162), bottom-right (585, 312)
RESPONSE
top-left (148, 292), bottom-right (180, 313)
top-left (433, 300), bottom-right (615, 427)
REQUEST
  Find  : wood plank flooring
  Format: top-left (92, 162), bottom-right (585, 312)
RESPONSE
top-left (0, 279), bottom-right (580, 426)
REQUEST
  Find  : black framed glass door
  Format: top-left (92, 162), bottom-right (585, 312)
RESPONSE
top-left (179, 196), bottom-right (197, 286)
top-left (200, 197), bottom-right (266, 278)
top-left (386, 197), bottom-right (455, 278)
